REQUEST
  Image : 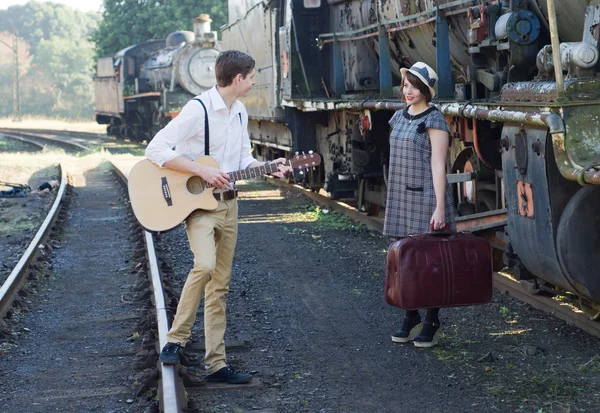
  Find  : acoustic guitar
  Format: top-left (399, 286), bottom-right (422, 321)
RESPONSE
top-left (128, 153), bottom-right (321, 232)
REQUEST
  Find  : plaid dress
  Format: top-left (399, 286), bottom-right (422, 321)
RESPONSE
top-left (383, 106), bottom-right (456, 237)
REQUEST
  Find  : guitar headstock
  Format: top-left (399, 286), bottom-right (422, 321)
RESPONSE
top-left (289, 151), bottom-right (321, 170)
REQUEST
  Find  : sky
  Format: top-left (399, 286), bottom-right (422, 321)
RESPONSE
top-left (0, 0), bottom-right (103, 13)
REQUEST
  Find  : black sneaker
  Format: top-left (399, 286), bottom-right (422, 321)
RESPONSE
top-left (159, 342), bottom-right (181, 364)
top-left (206, 366), bottom-right (253, 384)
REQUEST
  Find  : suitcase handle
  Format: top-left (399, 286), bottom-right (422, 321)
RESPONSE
top-left (428, 222), bottom-right (451, 234)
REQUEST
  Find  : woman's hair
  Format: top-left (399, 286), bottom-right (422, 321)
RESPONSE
top-left (215, 50), bottom-right (256, 87)
top-left (402, 71), bottom-right (432, 103)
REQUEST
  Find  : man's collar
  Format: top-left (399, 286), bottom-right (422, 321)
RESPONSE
top-left (208, 86), bottom-right (227, 111)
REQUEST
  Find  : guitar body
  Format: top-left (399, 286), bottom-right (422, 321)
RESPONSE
top-left (127, 152), bottom-right (321, 232)
top-left (128, 156), bottom-right (219, 232)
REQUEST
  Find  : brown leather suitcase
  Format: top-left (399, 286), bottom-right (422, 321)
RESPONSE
top-left (385, 231), bottom-right (493, 309)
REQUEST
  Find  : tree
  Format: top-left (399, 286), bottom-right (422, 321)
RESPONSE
top-left (93, 0), bottom-right (227, 57)
top-left (27, 36), bottom-right (96, 118)
top-left (0, 2), bottom-right (100, 120)
top-left (0, 2), bottom-right (100, 54)
top-left (0, 32), bottom-right (31, 118)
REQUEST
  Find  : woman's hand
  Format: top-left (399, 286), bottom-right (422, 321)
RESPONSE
top-left (430, 207), bottom-right (446, 231)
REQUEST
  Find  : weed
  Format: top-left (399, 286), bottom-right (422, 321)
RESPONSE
top-left (578, 355), bottom-right (600, 373)
top-left (499, 306), bottom-right (510, 317)
top-left (291, 204), bottom-right (361, 231)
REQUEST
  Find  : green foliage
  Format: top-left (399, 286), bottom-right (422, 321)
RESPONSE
top-left (0, 2), bottom-right (99, 54)
top-left (0, 2), bottom-right (99, 120)
top-left (93, 0), bottom-right (227, 58)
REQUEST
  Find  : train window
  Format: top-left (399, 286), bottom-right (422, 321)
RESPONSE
top-left (127, 57), bottom-right (135, 75)
top-left (303, 0), bottom-right (320, 8)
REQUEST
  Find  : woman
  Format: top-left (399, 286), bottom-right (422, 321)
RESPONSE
top-left (384, 62), bottom-right (456, 348)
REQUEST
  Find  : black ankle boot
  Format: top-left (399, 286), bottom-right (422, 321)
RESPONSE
top-left (413, 320), bottom-right (441, 348)
top-left (391, 315), bottom-right (423, 343)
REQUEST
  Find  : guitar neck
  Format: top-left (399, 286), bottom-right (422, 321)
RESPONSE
top-left (229, 162), bottom-right (284, 181)
top-left (204, 162), bottom-right (287, 188)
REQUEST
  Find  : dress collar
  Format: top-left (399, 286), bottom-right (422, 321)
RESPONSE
top-left (403, 105), bottom-right (435, 121)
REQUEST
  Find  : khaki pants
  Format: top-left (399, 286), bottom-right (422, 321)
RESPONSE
top-left (166, 199), bottom-right (238, 374)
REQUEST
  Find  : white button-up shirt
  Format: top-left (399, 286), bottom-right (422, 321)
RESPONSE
top-left (145, 86), bottom-right (256, 173)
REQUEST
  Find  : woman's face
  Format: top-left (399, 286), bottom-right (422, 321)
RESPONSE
top-left (403, 78), bottom-right (424, 106)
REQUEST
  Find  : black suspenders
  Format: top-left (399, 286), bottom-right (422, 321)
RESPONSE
top-left (193, 98), bottom-right (210, 156)
top-left (192, 97), bottom-right (243, 157)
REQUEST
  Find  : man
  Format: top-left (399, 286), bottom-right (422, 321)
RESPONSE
top-left (145, 50), bottom-right (291, 384)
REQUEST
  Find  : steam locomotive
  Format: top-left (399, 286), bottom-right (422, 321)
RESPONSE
top-left (94, 1), bottom-right (600, 314)
top-left (94, 14), bottom-right (220, 142)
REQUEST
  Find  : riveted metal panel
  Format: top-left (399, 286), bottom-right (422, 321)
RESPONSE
top-left (502, 123), bottom-right (581, 292)
top-left (223, 0), bottom-right (281, 120)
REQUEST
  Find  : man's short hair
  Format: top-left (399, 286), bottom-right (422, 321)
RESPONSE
top-left (215, 50), bottom-right (255, 87)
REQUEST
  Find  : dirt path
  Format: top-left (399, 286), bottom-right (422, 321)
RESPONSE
top-left (0, 164), bottom-right (141, 412)
top-left (157, 180), bottom-right (600, 413)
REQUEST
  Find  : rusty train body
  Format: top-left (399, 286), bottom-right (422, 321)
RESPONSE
top-left (222, 0), bottom-right (600, 311)
top-left (95, 1), bottom-right (600, 311)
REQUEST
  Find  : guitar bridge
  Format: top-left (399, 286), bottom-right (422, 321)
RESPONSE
top-left (161, 177), bottom-right (173, 206)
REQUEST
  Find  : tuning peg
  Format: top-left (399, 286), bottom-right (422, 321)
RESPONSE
top-left (309, 150), bottom-right (313, 154)
top-left (295, 151), bottom-right (299, 155)
top-left (299, 170), bottom-right (304, 175)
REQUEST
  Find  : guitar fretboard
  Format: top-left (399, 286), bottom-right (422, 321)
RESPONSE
top-left (205, 162), bottom-right (287, 187)
top-left (231, 162), bottom-right (284, 181)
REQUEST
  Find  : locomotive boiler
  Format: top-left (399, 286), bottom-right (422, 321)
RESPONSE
top-left (94, 14), bottom-right (220, 141)
top-left (220, 0), bottom-right (600, 314)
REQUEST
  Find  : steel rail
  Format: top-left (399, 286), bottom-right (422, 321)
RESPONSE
top-left (493, 272), bottom-right (600, 339)
top-left (0, 133), bottom-right (46, 150)
top-left (110, 162), bottom-right (183, 413)
top-left (0, 130), bottom-right (90, 152)
top-left (0, 164), bottom-right (67, 318)
top-left (0, 127), bottom-right (105, 139)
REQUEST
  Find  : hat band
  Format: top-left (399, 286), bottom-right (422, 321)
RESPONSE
top-left (411, 66), bottom-right (437, 88)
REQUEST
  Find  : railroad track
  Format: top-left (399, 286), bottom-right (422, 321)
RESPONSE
top-left (0, 155), bottom-right (168, 411)
top-left (2, 130), bottom-right (599, 412)
top-left (111, 161), bottom-right (186, 413)
top-left (0, 129), bottom-right (90, 152)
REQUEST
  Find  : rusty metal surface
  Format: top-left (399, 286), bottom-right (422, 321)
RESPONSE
top-left (531, 0), bottom-right (588, 42)
top-left (494, 271), bottom-right (600, 339)
top-left (456, 210), bottom-right (507, 232)
top-left (94, 76), bottom-right (120, 116)
top-left (501, 82), bottom-right (558, 103)
top-left (222, 0), bottom-right (281, 120)
top-left (516, 180), bottom-right (534, 217)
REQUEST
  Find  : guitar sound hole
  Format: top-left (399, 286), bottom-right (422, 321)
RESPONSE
top-left (186, 176), bottom-right (205, 195)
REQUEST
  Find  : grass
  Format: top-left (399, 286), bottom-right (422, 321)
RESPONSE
top-left (289, 204), bottom-right (362, 231)
top-left (0, 136), bottom-right (41, 153)
top-left (0, 117), bottom-right (106, 134)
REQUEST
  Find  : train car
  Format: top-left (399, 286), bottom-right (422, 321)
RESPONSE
top-left (94, 14), bottom-right (220, 141)
top-left (221, 0), bottom-right (600, 314)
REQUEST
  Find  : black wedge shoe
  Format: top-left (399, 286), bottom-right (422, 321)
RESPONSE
top-left (413, 320), bottom-right (441, 348)
top-left (391, 315), bottom-right (423, 343)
